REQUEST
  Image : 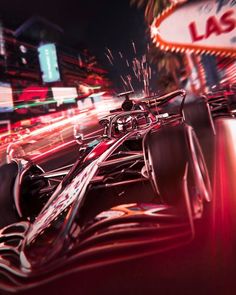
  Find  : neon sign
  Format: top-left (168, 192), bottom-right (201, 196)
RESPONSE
top-left (151, 0), bottom-right (236, 56)
top-left (38, 43), bottom-right (61, 83)
top-left (0, 82), bottom-right (13, 113)
top-left (51, 87), bottom-right (78, 106)
top-left (17, 86), bottom-right (49, 102)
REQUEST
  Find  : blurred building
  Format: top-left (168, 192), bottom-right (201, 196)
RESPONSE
top-left (0, 16), bottom-right (111, 125)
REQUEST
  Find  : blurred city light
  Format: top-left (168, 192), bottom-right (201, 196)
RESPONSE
top-left (38, 43), bottom-right (61, 83)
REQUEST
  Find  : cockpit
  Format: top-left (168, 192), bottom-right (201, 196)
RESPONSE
top-left (99, 110), bottom-right (154, 138)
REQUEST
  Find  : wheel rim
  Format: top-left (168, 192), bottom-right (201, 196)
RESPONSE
top-left (186, 126), bottom-right (212, 217)
top-left (188, 183), bottom-right (204, 218)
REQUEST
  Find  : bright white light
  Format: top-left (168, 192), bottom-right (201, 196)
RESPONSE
top-left (0, 83), bottom-right (14, 112)
top-left (150, 25), bottom-right (159, 38)
top-left (51, 87), bottom-right (78, 106)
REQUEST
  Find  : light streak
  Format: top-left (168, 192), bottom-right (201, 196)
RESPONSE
top-left (103, 40), bottom-right (153, 95)
top-left (28, 113), bottom-right (86, 137)
top-left (105, 53), bottom-right (113, 65)
top-left (132, 41), bottom-right (137, 55)
top-left (106, 47), bottom-right (114, 61)
top-left (127, 75), bottom-right (134, 91)
top-left (32, 140), bottom-right (75, 161)
top-left (118, 51), bottom-right (123, 59)
top-left (14, 99), bottom-right (56, 110)
top-left (120, 75), bottom-right (128, 87)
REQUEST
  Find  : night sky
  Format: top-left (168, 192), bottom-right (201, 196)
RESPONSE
top-left (1, 0), bottom-right (152, 92)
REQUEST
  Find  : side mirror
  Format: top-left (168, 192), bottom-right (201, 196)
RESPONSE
top-left (6, 143), bottom-right (26, 163)
top-left (73, 126), bottom-right (84, 145)
top-left (99, 119), bottom-right (110, 137)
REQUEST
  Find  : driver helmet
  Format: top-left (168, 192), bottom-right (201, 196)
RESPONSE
top-left (116, 116), bottom-right (134, 133)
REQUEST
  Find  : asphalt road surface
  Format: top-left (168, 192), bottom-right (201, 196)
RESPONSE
top-left (13, 116), bottom-right (236, 295)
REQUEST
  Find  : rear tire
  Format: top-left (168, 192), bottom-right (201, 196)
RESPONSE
top-left (0, 162), bottom-right (49, 228)
top-left (184, 97), bottom-right (215, 136)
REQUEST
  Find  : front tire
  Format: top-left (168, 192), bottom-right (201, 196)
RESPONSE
top-left (0, 162), bottom-right (19, 228)
top-left (145, 123), bottom-right (211, 217)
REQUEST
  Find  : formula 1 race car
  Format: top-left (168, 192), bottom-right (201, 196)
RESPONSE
top-left (0, 89), bottom-right (212, 293)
